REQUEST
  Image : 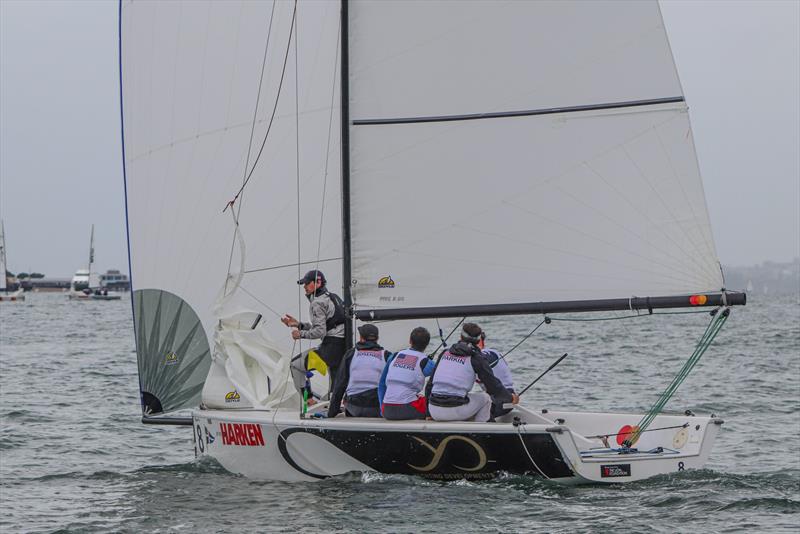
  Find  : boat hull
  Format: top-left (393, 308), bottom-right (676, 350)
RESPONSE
top-left (191, 406), bottom-right (723, 484)
top-left (0, 289), bottom-right (25, 302)
top-left (68, 291), bottom-right (122, 301)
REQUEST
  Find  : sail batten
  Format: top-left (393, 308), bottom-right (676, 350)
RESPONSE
top-left (352, 97), bottom-right (686, 126)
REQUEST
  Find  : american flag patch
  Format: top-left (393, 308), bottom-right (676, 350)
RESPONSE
top-left (393, 353), bottom-right (418, 369)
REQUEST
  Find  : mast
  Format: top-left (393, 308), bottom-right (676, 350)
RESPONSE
top-left (340, 0), bottom-right (353, 350)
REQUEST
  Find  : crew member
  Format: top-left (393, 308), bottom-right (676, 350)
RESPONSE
top-left (328, 324), bottom-right (391, 418)
top-left (427, 323), bottom-right (518, 422)
top-left (378, 327), bottom-right (435, 420)
top-left (282, 270), bottom-right (346, 396)
top-left (477, 331), bottom-right (516, 419)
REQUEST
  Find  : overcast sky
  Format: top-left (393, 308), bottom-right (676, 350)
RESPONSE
top-left (0, 0), bottom-right (798, 277)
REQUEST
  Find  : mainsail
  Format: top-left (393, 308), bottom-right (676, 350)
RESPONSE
top-left (120, 0), bottom-right (743, 416)
top-left (347, 0), bottom-right (727, 318)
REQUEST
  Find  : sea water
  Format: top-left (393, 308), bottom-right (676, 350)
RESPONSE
top-left (1, 292), bottom-right (798, 533)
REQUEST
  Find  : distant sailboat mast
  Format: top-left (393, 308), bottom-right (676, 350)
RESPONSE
top-left (0, 220), bottom-right (8, 291)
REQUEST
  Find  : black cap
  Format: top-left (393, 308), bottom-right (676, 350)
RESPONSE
top-left (358, 324), bottom-right (379, 340)
top-left (297, 270), bottom-right (326, 285)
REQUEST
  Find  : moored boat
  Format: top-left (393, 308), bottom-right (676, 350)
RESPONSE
top-left (68, 225), bottom-right (122, 301)
top-left (0, 220), bottom-right (25, 302)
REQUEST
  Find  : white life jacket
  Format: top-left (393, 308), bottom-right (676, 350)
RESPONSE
top-left (482, 348), bottom-right (514, 390)
top-left (383, 349), bottom-right (426, 405)
top-left (431, 350), bottom-right (475, 398)
top-left (346, 348), bottom-right (386, 397)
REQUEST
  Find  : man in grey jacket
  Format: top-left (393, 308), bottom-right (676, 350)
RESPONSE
top-left (282, 270), bottom-right (347, 396)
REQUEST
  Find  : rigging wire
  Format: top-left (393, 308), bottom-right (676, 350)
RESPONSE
top-left (428, 317), bottom-right (466, 359)
top-left (223, 0), bottom-right (298, 213)
top-left (294, 4), bottom-right (302, 354)
top-left (515, 424), bottom-right (550, 480)
top-left (313, 16), bottom-right (341, 277)
top-left (223, 0), bottom-right (278, 289)
top-left (546, 308), bottom-right (710, 322)
top-left (499, 318), bottom-right (548, 360)
top-left (236, 283), bottom-right (282, 318)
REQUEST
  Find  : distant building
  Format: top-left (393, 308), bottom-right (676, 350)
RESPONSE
top-left (100, 270), bottom-right (130, 291)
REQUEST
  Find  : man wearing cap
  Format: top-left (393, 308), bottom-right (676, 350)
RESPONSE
top-left (426, 322), bottom-right (518, 422)
top-left (282, 270), bottom-right (347, 394)
top-left (327, 323), bottom-right (391, 418)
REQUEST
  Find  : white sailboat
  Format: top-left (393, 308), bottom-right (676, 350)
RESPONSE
top-left (0, 220), bottom-right (25, 302)
top-left (120, 0), bottom-right (745, 483)
top-left (69, 225), bottom-right (121, 301)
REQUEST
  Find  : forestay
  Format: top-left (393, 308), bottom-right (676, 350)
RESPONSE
top-left (347, 0), bottom-right (722, 313)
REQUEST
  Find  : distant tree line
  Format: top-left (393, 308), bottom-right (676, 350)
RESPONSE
top-left (6, 271), bottom-right (45, 279)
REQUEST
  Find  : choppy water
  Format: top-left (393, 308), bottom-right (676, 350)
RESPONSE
top-left (1, 292), bottom-right (798, 533)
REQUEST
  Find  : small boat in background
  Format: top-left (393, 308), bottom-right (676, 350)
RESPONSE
top-left (0, 220), bottom-right (25, 302)
top-left (68, 225), bottom-right (121, 301)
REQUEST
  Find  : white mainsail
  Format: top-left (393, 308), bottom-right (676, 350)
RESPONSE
top-left (347, 0), bottom-right (721, 312)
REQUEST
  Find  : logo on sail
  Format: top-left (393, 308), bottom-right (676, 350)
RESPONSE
top-left (164, 351), bottom-right (179, 366)
top-left (408, 435), bottom-right (487, 472)
top-left (225, 390), bottom-right (241, 403)
top-left (378, 276), bottom-right (395, 288)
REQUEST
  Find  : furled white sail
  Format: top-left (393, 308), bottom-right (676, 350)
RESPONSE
top-left (121, 1), bottom-right (343, 411)
top-left (347, 0), bottom-right (721, 311)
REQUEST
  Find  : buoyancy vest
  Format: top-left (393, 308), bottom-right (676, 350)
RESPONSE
top-left (325, 291), bottom-right (346, 331)
top-left (482, 348), bottom-right (514, 391)
top-left (431, 349), bottom-right (476, 398)
top-left (346, 348), bottom-right (387, 397)
top-left (383, 349), bottom-right (426, 404)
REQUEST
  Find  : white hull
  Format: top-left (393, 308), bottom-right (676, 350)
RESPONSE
top-left (192, 404), bottom-right (723, 484)
top-left (0, 289), bottom-right (25, 302)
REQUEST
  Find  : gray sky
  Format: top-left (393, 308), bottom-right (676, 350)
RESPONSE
top-left (1, 0), bottom-right (798, 277)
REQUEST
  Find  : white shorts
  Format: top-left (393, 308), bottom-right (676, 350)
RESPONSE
top-left (428, 392), bottom-right (492, 422)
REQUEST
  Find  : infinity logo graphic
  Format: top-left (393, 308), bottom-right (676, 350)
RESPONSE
top-left (408, 436), bottom-right (488, 472)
